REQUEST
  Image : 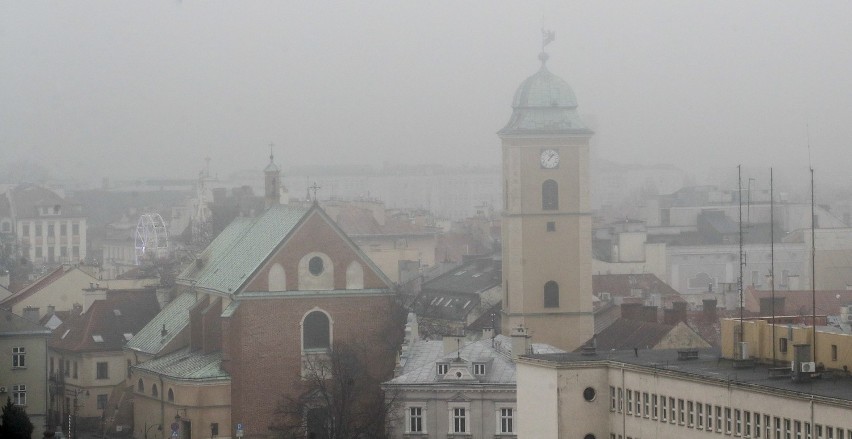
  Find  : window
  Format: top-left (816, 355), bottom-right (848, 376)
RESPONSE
top-left (499, 408), bottom-right (514, 434)
top-left (96, 362), bottom-right (108, 379)
top-left (211, 423), bottom-right (219, 436)
top-left (634, 391), bottom-right (640, 417)
top-left (152, 384), bottom-right (158, 397)
top-left (544, 281), bottom-right (559, 308)
top-left (12, 384), bottom-right (26, 405)
top-left (736, 409), bottom-right (742, 436)
top-left (73, 223), bottom-right (80, 235)
top-left (716, 406), bottom-right (723, 433)
top-left (584, 387), bottom-right (596, 402)
top-left (669, 397), bottom-right (676, 424)
top-left (542, 180), bottom-right (558, 210)
top-left (726, 407), bottom-right (732, 434)
top-left (698, 403), bottom-right (704, 429)
top-left (546, 221), bottom-right (556, 232)
top-left (785, 418), bottom-right (792, 439)
top-left (35, 224), bottom-right (42, 236)
top-left (746, 411), bottom-right (752, 437)
top-left (794, 421), bottom-right (802, 439)
top-left (73, 361), bottom-right (78, 378)
top-left (60, 224), bottom-right (67, 236)
top-left (617, 388), bottom-right (623, 413)
top-left (48, 224), bottom-right (54, 236)
top-left (780, 338), bottom-right (788, 353)
top-left (626, 390), bottom-right (633, 415)
top-left (408, 406), bottom-right (424, 433)
top-left (832, 345), bottom-right (838, 361)
top-left (688, 401), bottom-right (694, 426)
top-left (12, 347), bottom-right (25, 368)
top-left (706, 403), bottom-right (713, 431)
top-left (451, 407), bottom-right (467, 434)
top-left (474, 363), bottom-right (486, 375)
top-left (437, 363), bottom-right (449, 375)
top-left (137, 379), bottom-right (144, 392)
top-left (678, 399), bottom-right (685, 425)
top-left (661, 396), bottom-right (668, 421)
top-left (776, 417), bottom-right (782, 439)
top-left (97, 394), bottom-right (108, 410)
top-left (308, 256), bottom-right (324, 275)
top-left (643, 393), bottom-right (650, 418)
top-left (303, 311), bottom-right (331, 350)
top-left (610, 387), bottom-right (616, 411)
top-left (652, 394), bottom-right (658, 419)
top-left (168, 388), bottom-right (174, 402)
top-left (64, 360), bottom-right (70, 377)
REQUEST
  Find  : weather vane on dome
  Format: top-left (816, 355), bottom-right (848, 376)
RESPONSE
top-left (540, 28), bottom-right (556, 66)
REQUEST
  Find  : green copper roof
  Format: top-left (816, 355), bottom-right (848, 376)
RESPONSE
top-left (499, 61), bottom-right (593, 136)
top-left (125, 292), bottom-right (197, 355)
top-left (133, 347), bottom-right (229, 381)
top-left (177, 205), bottom-right (309, 295)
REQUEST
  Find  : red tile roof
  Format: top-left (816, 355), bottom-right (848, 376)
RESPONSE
top-left (745, 287), bottom-right (852, 316)
top-left (1, 265), bottom-right (67, 304)
top-left (49, 289), bottom-right (160, 353)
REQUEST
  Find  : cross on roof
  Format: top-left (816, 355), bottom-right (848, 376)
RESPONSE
top-left (309, 181), bottom-right (321, 203)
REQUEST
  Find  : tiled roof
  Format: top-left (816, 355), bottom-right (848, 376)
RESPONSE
top-left (125, 292), bottom-right (197, 355)
top-left (422, 258), bottom-right (500, 295)
top-left (177, 205), bottom-right (308, 294)
top-left (331, 205), bottom-right (436, 237)
top-left (132, 347), bottom-right (229, 381)
top-left (49, 289), bottom-right (160, 353)
top-left (585, 318), bottom-right (676, 351)
top-left (0, 307), bottom-right (52, 336)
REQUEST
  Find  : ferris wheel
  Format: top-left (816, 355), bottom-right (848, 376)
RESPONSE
top-left (135, 213), bottom-right (169, 264)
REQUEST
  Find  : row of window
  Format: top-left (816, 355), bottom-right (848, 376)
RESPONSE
top-left (609, 386), bottom-right (852, 438)
top-left (406, 405), bottom-right (515, 435)
top-left (50, 357), bottom-right (109, 379)
top-left (32, 245), bottom-right (81, 259)
top-left (137, 379), bottom-right (177, 402)
top-left (20, 222), bottom-right (81, 237)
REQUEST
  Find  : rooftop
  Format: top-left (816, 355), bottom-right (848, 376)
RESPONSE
top-left (524, 348), bottom-right (852, 402)
top-left (132, 346), bottom-right (229, 381)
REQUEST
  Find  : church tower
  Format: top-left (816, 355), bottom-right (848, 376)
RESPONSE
top-left (499, 48), bottom-right (594, 351)
top-left (264, 151), bottom-right (281, 208)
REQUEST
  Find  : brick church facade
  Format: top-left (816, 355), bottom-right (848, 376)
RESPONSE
top-left (128, 156), bottom-right (401, 439)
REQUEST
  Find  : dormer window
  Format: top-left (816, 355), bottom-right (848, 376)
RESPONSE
top-left (437, 363), bottom-right (449, 375)
top-left (473, 363), bottom-right (486, 375)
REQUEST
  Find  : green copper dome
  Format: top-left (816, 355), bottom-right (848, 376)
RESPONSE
top-left (499, 55), bottom-right (592, 136)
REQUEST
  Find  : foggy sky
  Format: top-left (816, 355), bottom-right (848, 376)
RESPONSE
top-left (3, 1), bottom-right (852, 184)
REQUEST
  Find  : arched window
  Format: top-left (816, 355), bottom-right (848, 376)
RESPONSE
top-left (345, 261), bottom-right (364, 289)
top-left (137, 379), bottom-right (144, 392)
top-left (268, 263), bottom-right (286, 291)
top-left (151, 384), bottom-right (158, 398)
top-left (303, 310), bottom-right (331, 351)
top-left (542, 180), bottom-right (558, 210)
top-left (544, 281), bottom-right (559, 308)
top-left (167, 388), bottom-right (174, 402)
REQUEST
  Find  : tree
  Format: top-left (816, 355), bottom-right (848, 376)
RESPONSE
top-left (0, 397), bottom-right (34, 439)
top-left (269, 342), bottom-right (401, 439)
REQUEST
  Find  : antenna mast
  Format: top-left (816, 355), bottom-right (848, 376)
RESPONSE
top-left (738, 165), bottom-right (744, 350)
top-left (770, 167), bottom-right (776, 365)
top-left (807, 125), bottom-right (816, 363)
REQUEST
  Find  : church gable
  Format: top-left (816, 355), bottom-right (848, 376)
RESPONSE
top-left (245, 208), bottom-right (392, 293)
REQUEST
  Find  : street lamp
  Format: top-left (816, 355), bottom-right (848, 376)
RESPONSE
top-left (67, 389), bottom-right (88, 439)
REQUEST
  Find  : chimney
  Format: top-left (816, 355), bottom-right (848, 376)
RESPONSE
top-left (442, 333), bottom-right (466, 355)
top-left (702, 299), bottom-right (718, 322)
top-left (663, 301), bottom-right (688, 325)
top-left (23, 307), bottom-right (40, 322)
top-left (620, 302), bottom-right (642, 320)
top-left (482, 327), bottom-right (494, 340)
top-left (510, 325), bottom-right (530, 359)
top-left (83, 286), bottom-right (107, 314)
top-left (641, 305), bottom-right (658, 323)
top-left (47, 305), bottom-right (55, 316)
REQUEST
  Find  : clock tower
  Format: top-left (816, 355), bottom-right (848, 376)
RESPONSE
top-left (499, 50), bottom-right (594, 351)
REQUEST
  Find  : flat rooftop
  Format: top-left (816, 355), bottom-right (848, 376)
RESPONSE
top-left (524, 348), bottom-right (852, 402)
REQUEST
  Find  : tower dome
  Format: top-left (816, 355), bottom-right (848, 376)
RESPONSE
top-left (498, 54), bottom-right (592, 136)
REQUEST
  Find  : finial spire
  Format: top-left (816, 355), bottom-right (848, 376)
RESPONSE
top-left (269, 142), bottom-right (274, 163)
top-left (540, 28), bottom-right (556, 66)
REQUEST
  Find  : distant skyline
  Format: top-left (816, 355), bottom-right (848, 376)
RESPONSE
top-left (3, 1), bottom-right (852, 184)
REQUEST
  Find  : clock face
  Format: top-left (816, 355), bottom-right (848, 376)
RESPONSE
top-left (540, 149), bottom-right (560, 169)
